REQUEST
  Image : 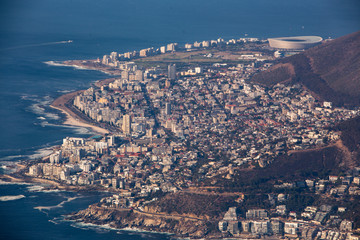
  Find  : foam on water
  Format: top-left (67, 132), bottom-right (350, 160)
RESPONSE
top-left (34, 196), bottom-right (79, 211)
top-left (0, 160), bottom-right (17, 167)
top-left (29, 103), bottom-right (45, 115)
top-left (27, 185), bottom-right (45, 192)
top-left (28, 103), bottom-right (60, 121)
top-left (26, 183), bottom-right (64, 193)
top-left (44, 61), bottom-right (93, 71)
top-left (45, 112), bottom-right (60, 120)
top-left (45, 61), bottom-right (113, 75)
top-left (0, 195), bottom-right (25, 201)
top-left (70, 222), bottom-right (119, 233)
top-left (39, 189), bottom-right (64, 193)
top-left (0, 180), bottom-right (31, 186)
top-left (71, 126), bottom-right (93, 135)
top-left (0, 140), bottom-right (62, 162)
top-left (35, 121), bottom-right (93, 134)
top-left (22, 94), bottom-right (60, 121)
top-left (0, 155), bottom-right (24, 161)
top-left (67, 221), bottom-right (173, 239)
top-left (26, 148), bottom-right (53, 160)
top-left (0, 161), bottom-right (22, 174)
top-left (20, 94), bottom-right (39, 101)
top-left (49, 219), bottom-right (60, 225)
top-left (57, 89), bottom-right (75, 94)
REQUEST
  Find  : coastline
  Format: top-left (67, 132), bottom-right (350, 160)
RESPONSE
top-left (67, 204), bottom-right (213, 239)
top-left (44, 60), bottom-right (122, 76)
top-left (46, 59), bottom-right (125, 135)
top-left (42, 59), bottom-right (232, 239)
top-left (0, 172), bottom-right (113, 193)
top-left (51, 90), bottom-right (110, 135)
top-left (66, 221), bottom-right (175, 239)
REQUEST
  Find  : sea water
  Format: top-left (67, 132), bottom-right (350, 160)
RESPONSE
top-left (0, 0), bottom-right (359, 239)
top-left (0, 181), bottom-right (170, 240)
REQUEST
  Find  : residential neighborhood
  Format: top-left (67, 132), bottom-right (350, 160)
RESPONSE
top-left (25, 38), bottom-right (360, 239)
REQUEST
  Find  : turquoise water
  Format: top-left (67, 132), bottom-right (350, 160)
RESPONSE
top-left (0, 0), bottom-right (359, 239)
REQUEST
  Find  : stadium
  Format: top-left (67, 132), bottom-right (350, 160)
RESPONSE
top-left (268, 36), bottom-right (323, 50)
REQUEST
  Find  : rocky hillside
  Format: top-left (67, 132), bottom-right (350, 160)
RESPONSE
top-left (67, 203), bottom-right (223, 239)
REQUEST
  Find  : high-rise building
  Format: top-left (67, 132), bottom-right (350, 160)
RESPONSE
top-left (112, 178), bottom-right (119, 188)
top-left (102, 55), bottom-right (110, 65)
top-left (165, 102), bottom-right (171, 115)
top-left (110, 51), bottom-right (118, 62)
top-left (168, 64), bottom-right (176, 80)
top-left (202, 41), bottom-right (210, 47)
top-left (193, 41), bottom-right (202, 48)
top-left (121, 70), bottom-right (129, 80)
top-left (166, 43), bottom-right (178, 52)
top-left (185, 43), bottom-right (192, 49)
top-left (135, 70), bottom-right (143, 81)
top-left (165, 79), bottom-right (171, 88)
top-left (160, 46), bottom-right (166, 53)
top-left (107, 135), bottom-right (115, 146)
top-left (139, 49), bottom-right (148, 57)
top-left (124, 52), bottom-right (131, 59)
top-left (122, 114), bottom-right (131, 134)
top-left (195, 67), bottom-right (203, 74)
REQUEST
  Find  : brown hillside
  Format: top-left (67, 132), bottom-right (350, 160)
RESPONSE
top-left (306, 31), bottom-right (360, 96)
top-left (217, 145), bottom-right (345, 190)
top-left (252, 31), bottom-right (360, 107)
top-left (148, 192), bottom-right (237, 219)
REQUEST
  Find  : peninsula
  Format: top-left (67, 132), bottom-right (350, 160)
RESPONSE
top-left (3, 32), bottom-right (360, 240)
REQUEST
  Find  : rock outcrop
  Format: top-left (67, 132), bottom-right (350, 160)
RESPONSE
top-left (67, 204), bottom-right (222, 239)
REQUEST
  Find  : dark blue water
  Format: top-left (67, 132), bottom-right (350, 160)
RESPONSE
top-left (0, 183), bottom-right (171, 240)
top-left (0, 0), bottom-right (359, 239)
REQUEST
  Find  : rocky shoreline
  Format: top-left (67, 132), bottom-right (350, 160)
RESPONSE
top-left (0, 168), bottom-right (222, 239)
top-left (66, 204), bottom-right (225, 239)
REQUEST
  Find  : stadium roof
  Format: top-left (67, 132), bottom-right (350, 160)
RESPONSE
top-left (268, 36), bottom-right (323, 50)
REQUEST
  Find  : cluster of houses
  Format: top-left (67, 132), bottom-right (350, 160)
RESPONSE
top-left (100, 37), bottom-right (263, 66)
top-left (28, 135), bottom-right (183, 194)
top-left (74, 55), bottom-right (359, 176)
top-left (219, 207), bottom-right (358, 240)
top-left (216, 170), bottom-right (360, 239)
top-left (25, 38), bottom-right (360, 239)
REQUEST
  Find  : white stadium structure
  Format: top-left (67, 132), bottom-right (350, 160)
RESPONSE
top-left (268, 36), bottom-right (323, 50)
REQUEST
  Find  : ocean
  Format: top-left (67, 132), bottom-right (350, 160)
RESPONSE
top-left (0, 0), bottom-right (359, 239)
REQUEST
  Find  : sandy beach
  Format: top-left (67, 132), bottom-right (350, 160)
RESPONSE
top-left (51, 90), bottom-right (110, 134)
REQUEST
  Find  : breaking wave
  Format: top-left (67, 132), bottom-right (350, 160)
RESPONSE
top-left (0, 195), bottom-right (25, 201)
top-left (44, 61), bottom-right (92, 71)
top-left (0, 180), bottom-right (31, 186)
top-left (22, 94), bottom-right (60, 121)
top-left (70, 222), bottom-right (118, 234)
top-left (26, 147), bottom-right (53, 160)
top-left (26, 185), bottom-right (45, 192)
top-left (34, 196), bottom-right (79, 211)
top-left (35, 121), bottom-right (93, 134)
top-left (57, 89), bottom-right (75, 94)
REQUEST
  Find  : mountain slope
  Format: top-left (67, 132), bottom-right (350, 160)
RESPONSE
top-left (252, 31), bottom-right (360, 106)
